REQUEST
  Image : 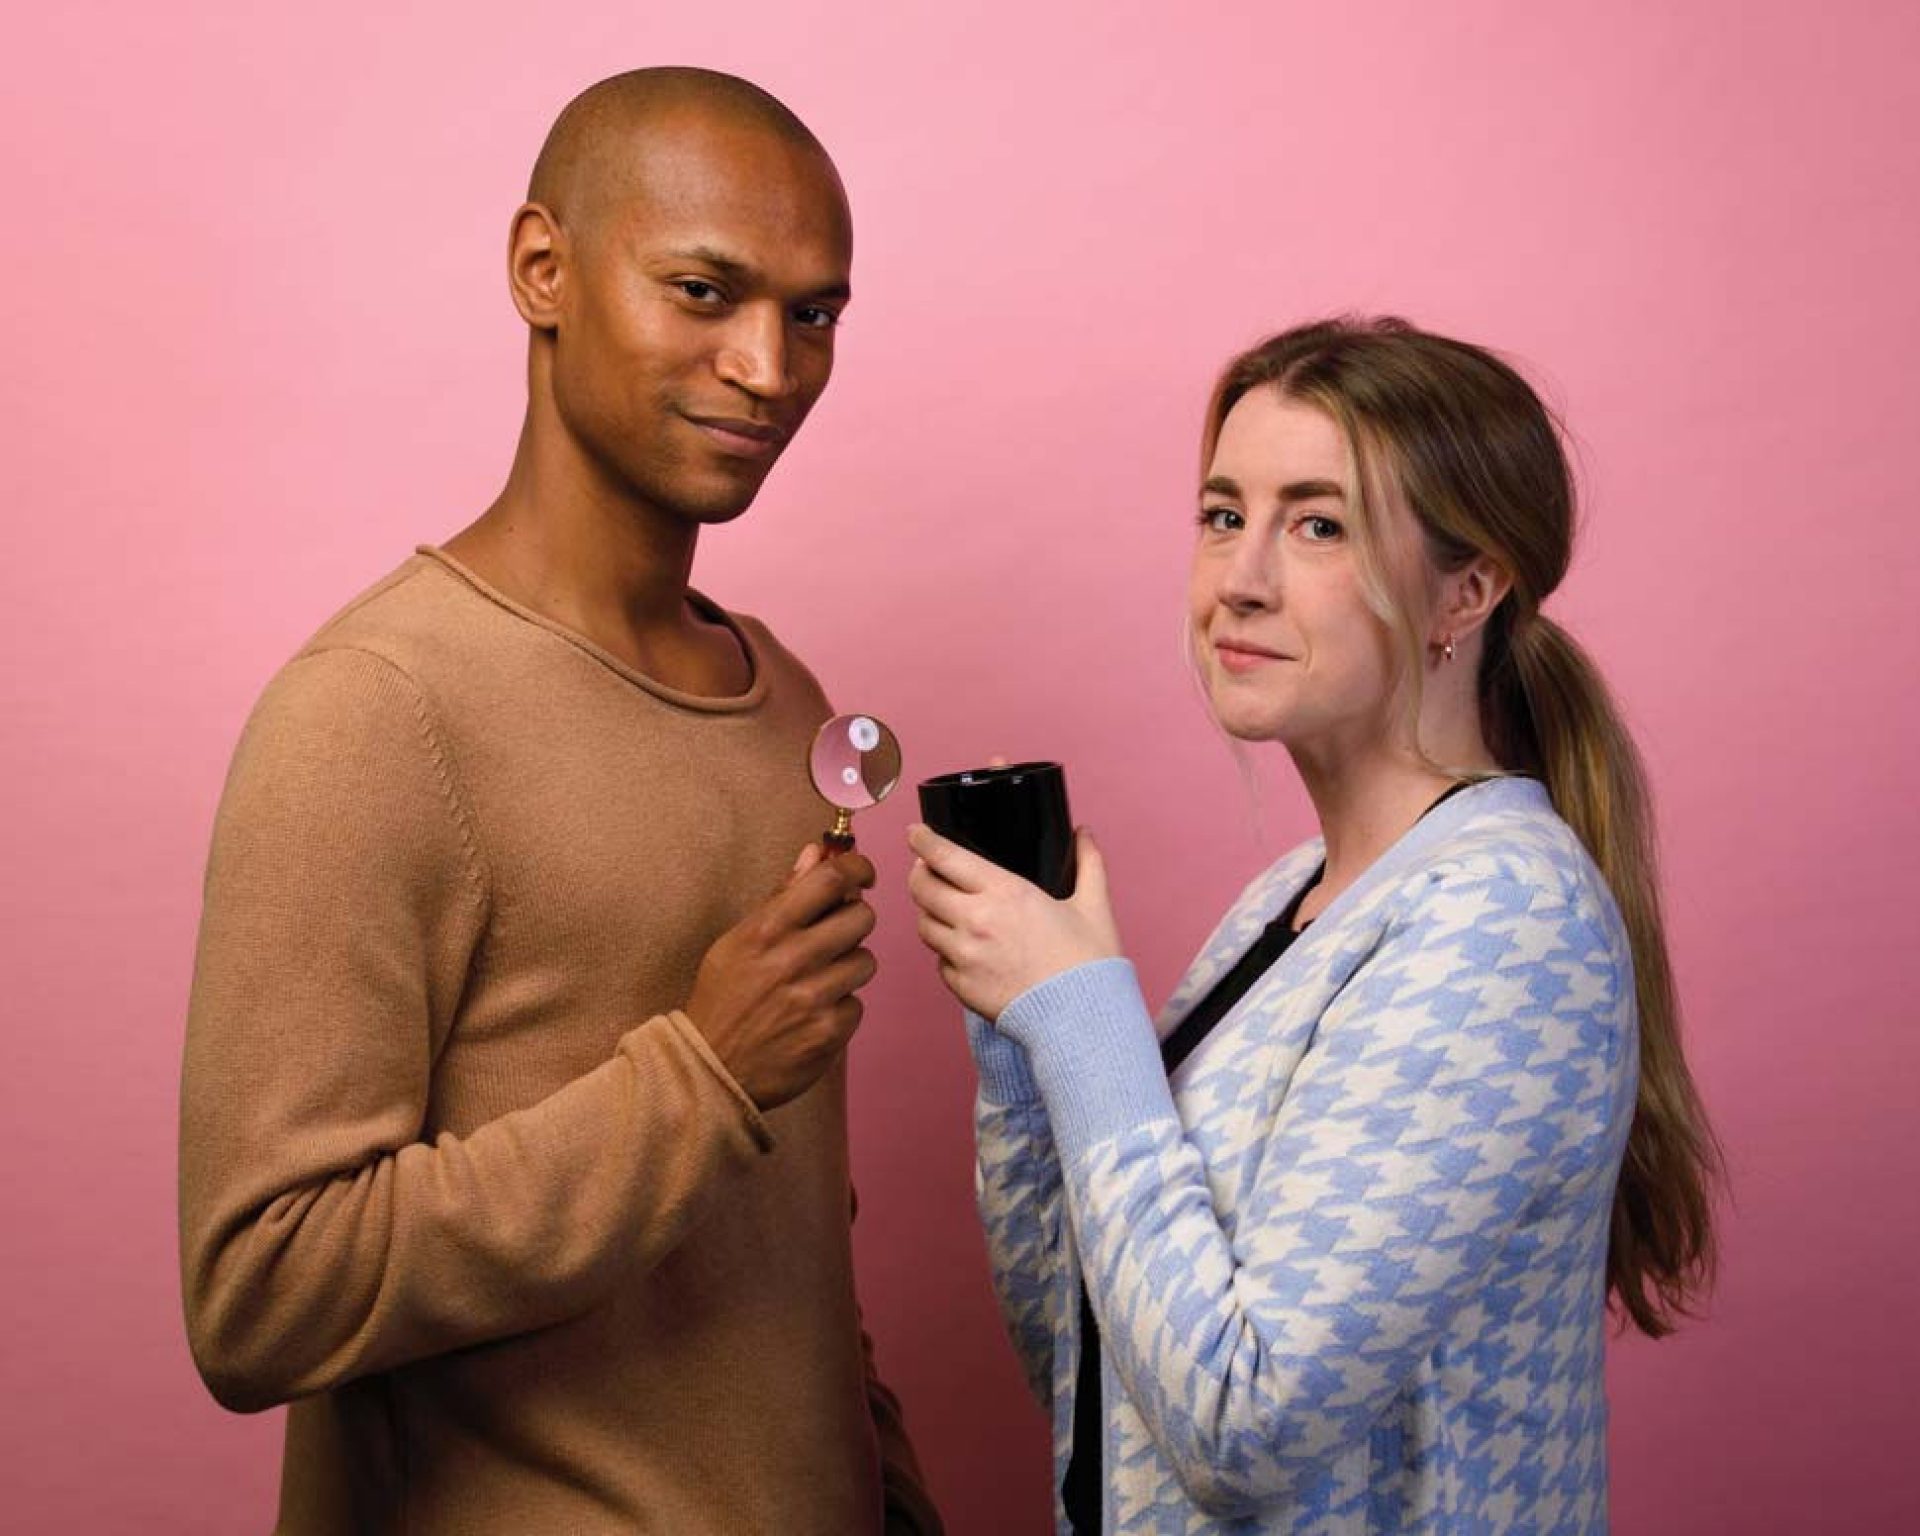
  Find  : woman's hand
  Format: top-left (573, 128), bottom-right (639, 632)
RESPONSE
top-left (905, 824), bottom-right (1124, 1021)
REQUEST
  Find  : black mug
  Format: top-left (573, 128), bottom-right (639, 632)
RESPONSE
top-left (916, 762), bottom-right (1076, 898)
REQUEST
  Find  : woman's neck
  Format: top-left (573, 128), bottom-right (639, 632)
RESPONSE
top-left (1287, 739), bottom-right (1485, 923)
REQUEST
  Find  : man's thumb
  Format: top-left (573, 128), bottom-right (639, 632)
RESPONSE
top-left (789, 841), bottom-right (825, 885)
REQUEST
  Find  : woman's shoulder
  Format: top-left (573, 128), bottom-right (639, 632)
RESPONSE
top-left (1402, 777), bottom-right (1622, 940)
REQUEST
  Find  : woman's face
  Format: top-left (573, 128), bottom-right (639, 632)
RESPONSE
top-left (1188, 388), bottom-right (1421, 751)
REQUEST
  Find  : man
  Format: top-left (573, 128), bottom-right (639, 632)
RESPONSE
top-left (180, 68), bottom-right (941, 1535)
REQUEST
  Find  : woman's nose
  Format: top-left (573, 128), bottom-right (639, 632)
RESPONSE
top-left (1217, 540), bottom-right (1279, 614)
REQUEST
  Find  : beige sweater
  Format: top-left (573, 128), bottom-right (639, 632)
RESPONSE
top-left (180, 549), bottom-right (937, 1535)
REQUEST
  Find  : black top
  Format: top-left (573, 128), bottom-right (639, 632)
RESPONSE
top-left (1060, 782), bottom-right (1472, 1533)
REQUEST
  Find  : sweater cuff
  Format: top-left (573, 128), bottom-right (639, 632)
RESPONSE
top-left (995, 959), bottom-right (1174, 1150)
top-left (966, 1011), bottom-right (1042, 1106)
top-left (660, 1009), bottom-right (775, 1153)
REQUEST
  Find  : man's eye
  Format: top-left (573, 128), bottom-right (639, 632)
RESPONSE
top-left (675, 280), bottom-right (724, 304)
top-left (793, 306), bottom-right (841, 331)
top-left (1198, 506), bottom-right (1242, 533)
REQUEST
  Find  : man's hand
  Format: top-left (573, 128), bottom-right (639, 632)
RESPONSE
top-left (685, 845), bottom-right (878, 1110)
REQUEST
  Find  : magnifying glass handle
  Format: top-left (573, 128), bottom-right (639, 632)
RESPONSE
top-left (822, 808), bottom-right (855, 854)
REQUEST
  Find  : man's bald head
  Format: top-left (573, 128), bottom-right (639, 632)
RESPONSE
top-left (528, 68), bottom-right (841, 242)
top-left (502, 67), bottom-right (853, 528)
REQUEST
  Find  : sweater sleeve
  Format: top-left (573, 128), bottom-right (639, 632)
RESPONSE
top-left (179, 648), bottom-right (770, 1413)
top-left (967, 1012), bottom-right (1062, 1410)
top-left (995, 868), bottom-right (1629, 1515)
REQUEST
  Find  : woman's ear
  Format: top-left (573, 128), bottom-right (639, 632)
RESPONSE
top-left (507, 202), bottom-right (567, 331)
top-left (1434, 554), bottom-right (1513, 647)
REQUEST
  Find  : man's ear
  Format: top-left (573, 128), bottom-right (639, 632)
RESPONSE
top-left (1435, 554), bottom-right (1514, 646)
top-left (507, 202), bottom-right (566, 331)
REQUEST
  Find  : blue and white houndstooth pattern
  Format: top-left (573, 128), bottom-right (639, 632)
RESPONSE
top-left (969, 778), bottom-right (1636, 1534)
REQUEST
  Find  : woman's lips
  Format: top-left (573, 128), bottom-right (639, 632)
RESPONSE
top-left (1214, 640), bottom-right (1287, 675)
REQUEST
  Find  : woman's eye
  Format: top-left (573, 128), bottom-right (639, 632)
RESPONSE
top-left (1198, 506), bottom-right (1243, 533)
top-left (1299, 514), bottom-right (1343, 541)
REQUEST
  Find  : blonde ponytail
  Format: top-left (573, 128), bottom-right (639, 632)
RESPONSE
top-left (1495, 611), bottom-right (1720, 1335)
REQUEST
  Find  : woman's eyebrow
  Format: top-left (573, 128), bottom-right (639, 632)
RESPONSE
top-left (1201, 474), bottom-right (1345, 502)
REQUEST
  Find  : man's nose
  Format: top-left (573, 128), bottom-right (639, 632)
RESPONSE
top-left (714, 306), bottom-right (795, 400)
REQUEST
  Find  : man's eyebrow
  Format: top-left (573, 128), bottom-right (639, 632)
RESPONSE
top-left (659, 245), bottom-right (851, 303)
top-left (660, 245), bottom-right (754, 278)
top-left (1201, 475), bottom-right (1345, 501)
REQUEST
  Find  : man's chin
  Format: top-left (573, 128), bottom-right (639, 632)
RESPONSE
top-left (683, 482), bottom-right (764, 525)
top-left (688, 501), bottom-right (756, 526)
top-left (657, 469), bottom-right (773, 526)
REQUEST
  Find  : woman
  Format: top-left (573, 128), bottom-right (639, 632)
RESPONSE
top-left (906, 318), bottom-right (1718, 1534)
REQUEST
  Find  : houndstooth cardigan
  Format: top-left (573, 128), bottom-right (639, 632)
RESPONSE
top-left (968, 776), bottom-right (1636, 1535)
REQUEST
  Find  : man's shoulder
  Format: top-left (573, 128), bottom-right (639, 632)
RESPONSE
top-left (226, 553), bottom-right (499, 755)
top-left (294, 550), bottom-right (486, 672)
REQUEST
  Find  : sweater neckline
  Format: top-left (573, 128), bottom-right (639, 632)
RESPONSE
top-left (415, 546), bottom-right (771, 715)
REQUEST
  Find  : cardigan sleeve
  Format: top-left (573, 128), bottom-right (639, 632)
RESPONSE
top-left (994, 863), bottom-right (1631, 1515)
top-left (968, 1012), bottom-right (1064, 1409)
top-left (179, 648), bottom-right (770, 1413)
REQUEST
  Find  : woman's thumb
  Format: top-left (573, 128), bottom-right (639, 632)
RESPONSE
top-left (1069, 827), bottom-right (1108, 904)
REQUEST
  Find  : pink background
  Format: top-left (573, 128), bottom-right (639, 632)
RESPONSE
top-left (5, 2), bottom-right (1916, 1530)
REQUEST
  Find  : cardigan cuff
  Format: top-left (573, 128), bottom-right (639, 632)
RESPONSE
top-left (966, 1011), bottom-right (1042, 1105)
top-left (996, 959), bottom-right (1175, 1150)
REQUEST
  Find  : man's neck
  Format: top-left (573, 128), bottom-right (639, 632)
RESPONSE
top-left (443, 419), bottom-right (750, 697)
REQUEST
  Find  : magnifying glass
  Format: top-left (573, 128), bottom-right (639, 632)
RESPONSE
top-left (808, 712), bottom-right (902, 853)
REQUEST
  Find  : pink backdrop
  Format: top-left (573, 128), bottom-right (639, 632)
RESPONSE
top-left (5, 3), bottom-right (1916, 1530)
